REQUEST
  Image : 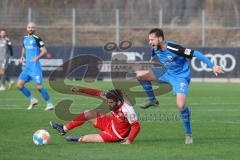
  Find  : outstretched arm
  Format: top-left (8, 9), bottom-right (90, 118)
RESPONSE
top-left (193, 50), bottom-right (224, 76)
top-left (165, 42), bottom-right (224, 76)
top-left (71, 86), bottom-right (106, 99)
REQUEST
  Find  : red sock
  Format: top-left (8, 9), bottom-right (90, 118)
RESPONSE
top-left (65, 113), bottom-right (86, 130)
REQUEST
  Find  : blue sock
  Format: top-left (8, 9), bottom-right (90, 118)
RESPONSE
top-left (38, 88), bottom-right (51, 104)
top-left (138, 80), bottom-right (156, 102)
top-left (19, 86), bottom-right (33, 100)
top-left (180, 107), bottom-right (192, 135)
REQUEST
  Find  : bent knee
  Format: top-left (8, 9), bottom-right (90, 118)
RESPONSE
top-left (176, 102), bottom-right (185, 110)
top-left (136, 70), bottom-right (156, 81)
top-left (136, 71), bottom-right (147, 80)
top-left (136, 74), bottom-right (143, 80)
top-left (17, 82), bottom-right (24, 89)
top-left (35, 85), bottom-right (42, 90)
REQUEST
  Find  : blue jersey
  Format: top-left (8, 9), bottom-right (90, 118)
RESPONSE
top-left (151, 41), bottom-right (194, 80)
top-left (23, 35), bottom-right (44, 72)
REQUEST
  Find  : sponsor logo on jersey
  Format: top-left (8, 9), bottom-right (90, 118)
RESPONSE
top-left (39, 41), bottom-right (44, 46)
top-left (167, 56), bottom-right (173, 61)
top-left (184, 49), bottom-right (192, 55)
top-left (180, 83), bottom-right (186, 91)
top-left (25, 46), bottom-right (34, 49)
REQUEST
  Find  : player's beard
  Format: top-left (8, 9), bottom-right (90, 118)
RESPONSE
top-left (108, 104), bottom-right (119, 111)
top-left (153, 44), bottom-right (161, 51)
top-left (152, 40), bottom-right (161, 51)
top-left (28, 30), bottom-right (35, 35)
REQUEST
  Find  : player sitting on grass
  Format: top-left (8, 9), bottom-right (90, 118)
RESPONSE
top-left (50, 88), bottom-right (140, 144)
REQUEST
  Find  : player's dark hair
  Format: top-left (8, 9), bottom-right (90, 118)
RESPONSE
top-left (106, 89), bottom-right (124, 102)
top-left (149, 28), bottom-right (164, 40)
top-left (0, 29), bottom-right (6, 32)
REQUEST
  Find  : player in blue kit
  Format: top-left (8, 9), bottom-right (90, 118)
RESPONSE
top-left (136, 28), bottom-right (224, 144)
top-left (17, 22), bottom-right (54, 111)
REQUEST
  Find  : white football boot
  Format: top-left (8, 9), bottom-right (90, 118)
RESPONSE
top-left (8, 80), bottom-right (14, 89)
top-left (27, 98), bottom-right (38, 110)
top-left (0, 85), bottom-right (6, 91)
top-left (185, 135), bottom-right (193, 144)
top-left (45, 103), bottom-right (54, 111)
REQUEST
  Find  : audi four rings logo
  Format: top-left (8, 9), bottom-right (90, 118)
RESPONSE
top-left (191, 54), bottom-right (236, 72)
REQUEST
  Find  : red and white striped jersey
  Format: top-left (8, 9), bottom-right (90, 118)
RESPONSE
top-left (110, 101), bottom-right (138, 139)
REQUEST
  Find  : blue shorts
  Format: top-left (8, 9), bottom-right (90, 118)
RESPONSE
top-left (18, 69), bottom-right (43, 85)
top-left (152, 68), bottom-right (190, 96)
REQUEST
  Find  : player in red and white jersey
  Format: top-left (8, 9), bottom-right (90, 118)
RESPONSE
top-left (50, 88), bottom-right (140, 144)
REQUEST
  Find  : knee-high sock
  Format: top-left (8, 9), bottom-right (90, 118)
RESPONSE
top-left (138, 80), bottom-right (156, 102)
top-left (180, 107), bottom-right (192, 135)
top-left (19, 86), bottom-right (33, 100)
top-left (38, 88), bottom-right (51, 103)
top-left (65, 113), bottom-right (86, 130)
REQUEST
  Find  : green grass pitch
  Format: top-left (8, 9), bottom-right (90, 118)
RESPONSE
top-left (0, 81), bottom-right (240, 160)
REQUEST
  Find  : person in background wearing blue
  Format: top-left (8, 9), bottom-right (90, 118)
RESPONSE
top-left (136, 28), bottom-right (224, 144)
top-left (17, 22), bottom-right (54, 111)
